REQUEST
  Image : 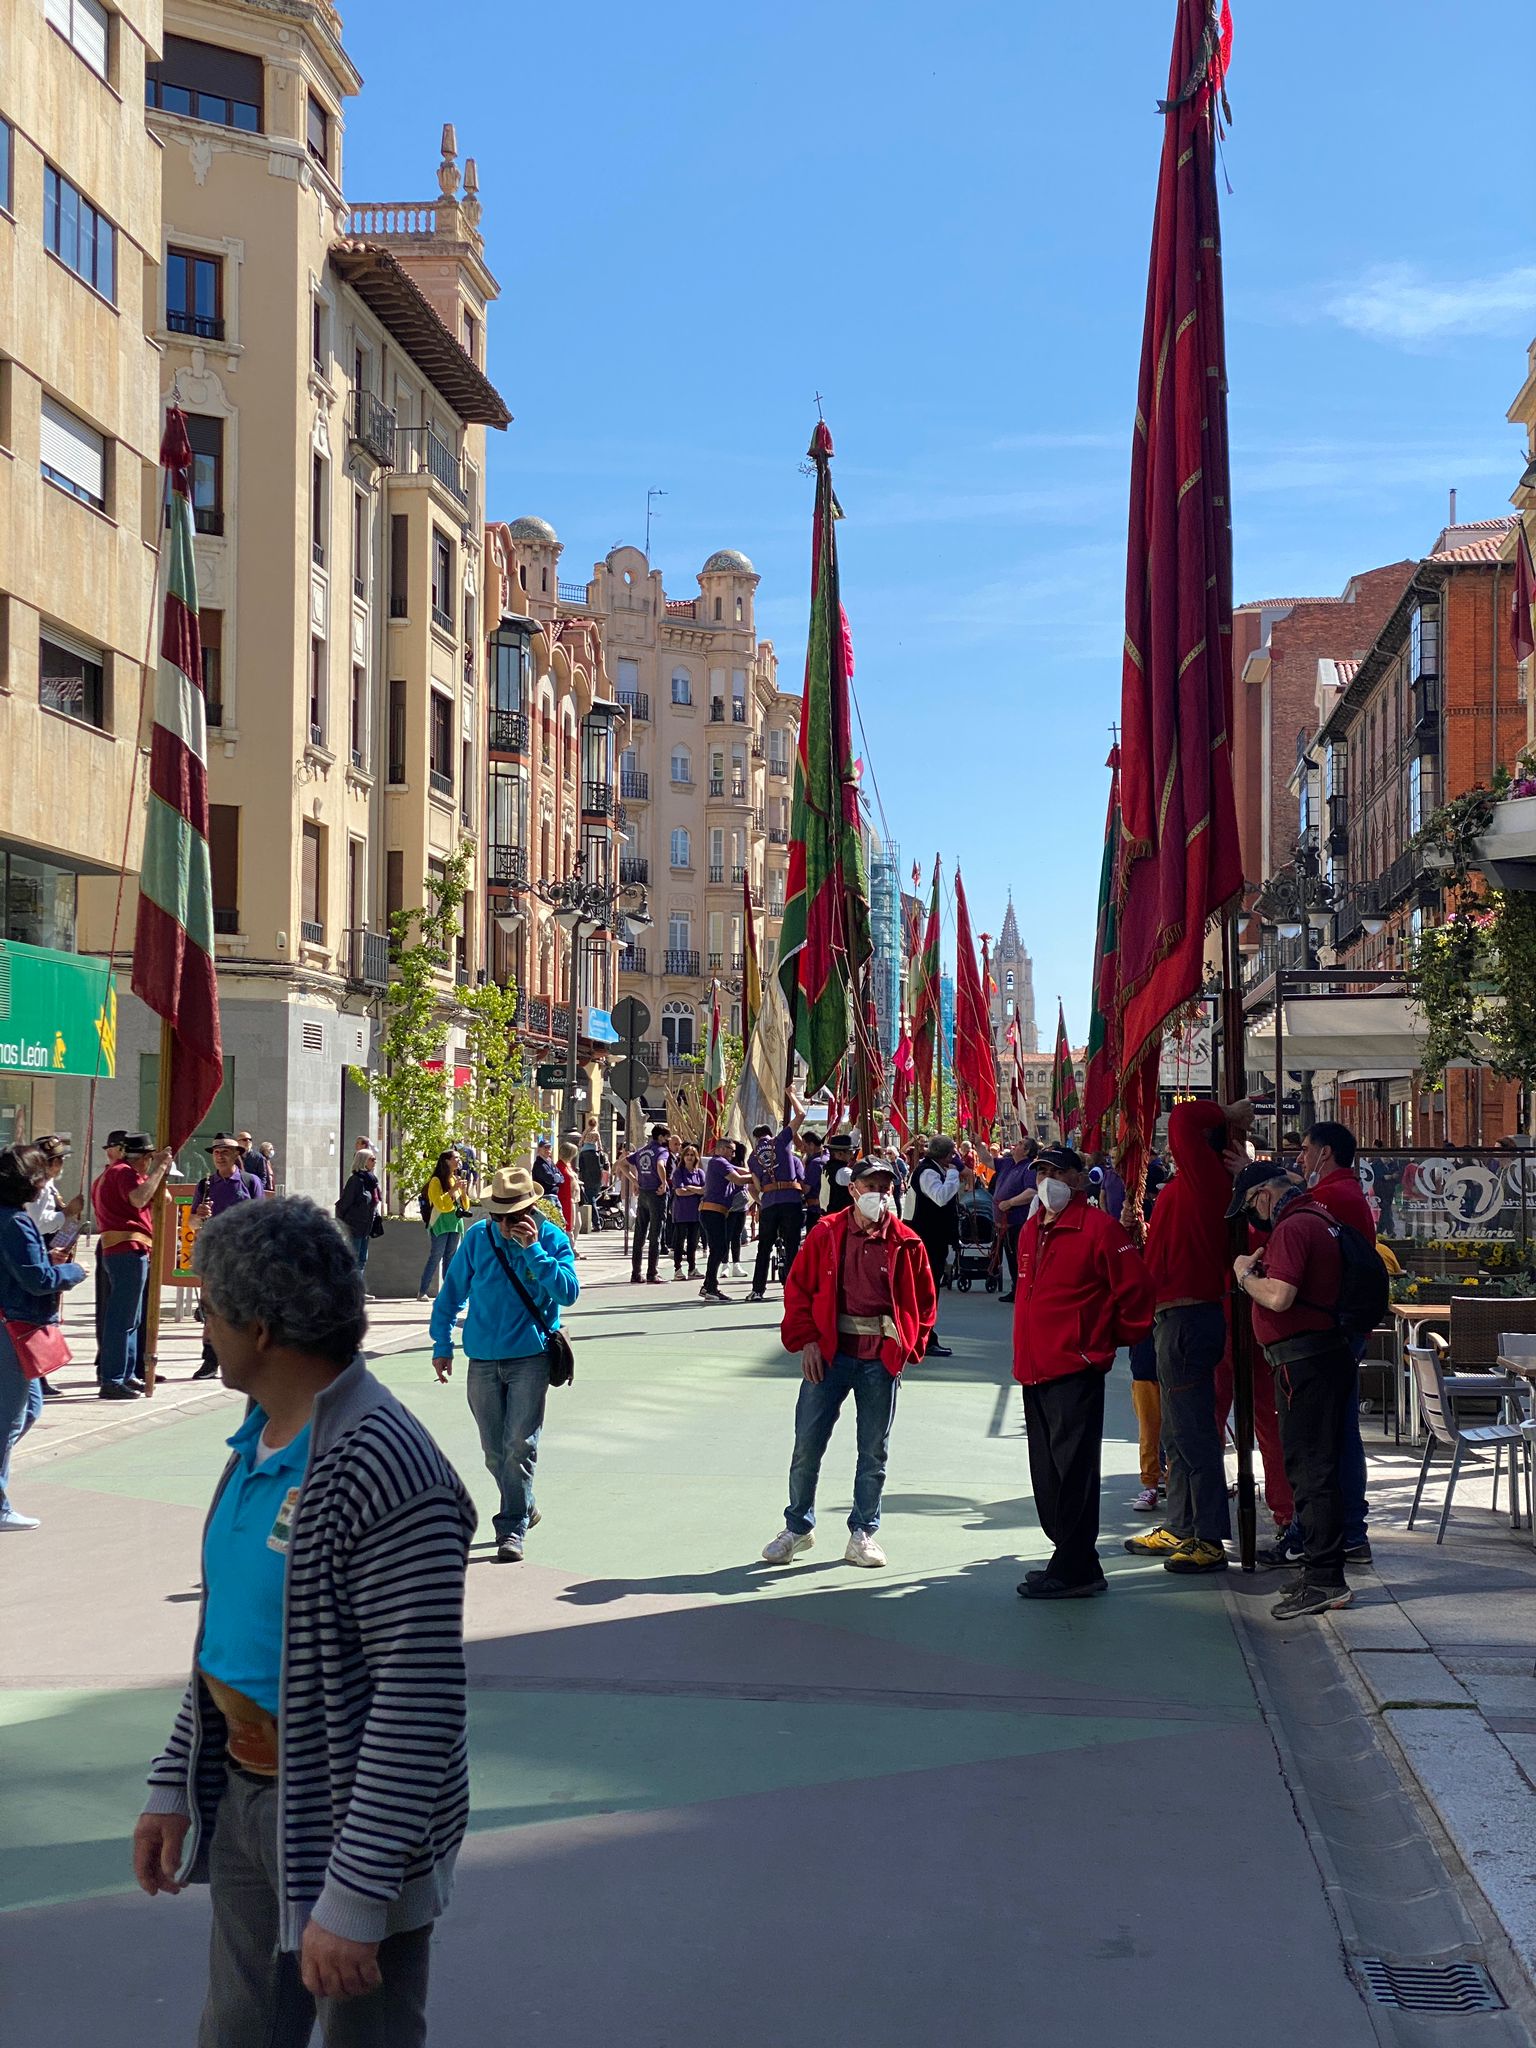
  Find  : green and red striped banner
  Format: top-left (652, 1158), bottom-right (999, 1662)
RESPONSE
top-left (130, 407), bottom-right (223, 1151)
top-left (909, 857), bottom-right (941, 1122)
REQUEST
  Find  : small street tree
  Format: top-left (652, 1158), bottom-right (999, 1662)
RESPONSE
top-left (461, 976), bottom-right (540, 1173)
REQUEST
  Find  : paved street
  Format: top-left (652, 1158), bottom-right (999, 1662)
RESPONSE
top-left (3, 1234), bottom-right (1529, 2046)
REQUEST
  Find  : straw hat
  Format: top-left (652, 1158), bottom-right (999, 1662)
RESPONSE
top-left (483, 1165), bottom-right (541, 1217)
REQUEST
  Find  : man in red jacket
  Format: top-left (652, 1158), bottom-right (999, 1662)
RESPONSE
top-left (764, 1154), bottom-right (937, 1570)
top-left (1013, 1146), bottom-right (1155, 1599)
top-left (1126, 1098), bottom-right (1250, 1576)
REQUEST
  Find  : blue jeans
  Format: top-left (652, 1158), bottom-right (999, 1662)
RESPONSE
top-left (419, 1229), bottom-right (461, 1296)
top-left (0, 1327), bottom-right (45, 1516)
top-left (466, 1354), bottom-right (551, 1542)
top-left (785, 1351), bottom-right (900, 1535)
top-left (353, 1234), bottom-right (372, 1271)
top-left (101, 1249), bottom-right (148, 1387)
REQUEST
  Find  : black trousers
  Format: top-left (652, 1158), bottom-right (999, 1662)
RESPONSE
top-left (726, 1210), bottom-right (746, 1263)
top-left (632, 1191), bottom-right (665, 1278)
top-left (1021, 1368), bottom-right (1107, 1588)
top-left (701, 1211), bottom-right (731, 1291)
top-left (672, 1220), bottom-right (700, 1273)
top-left (1269, 1336), bottom-right (1354, 1588)
top-left (752, 1204), bottom-right (804, 1294)
top-left (1001, 1229), bottom-right (1022, 1292)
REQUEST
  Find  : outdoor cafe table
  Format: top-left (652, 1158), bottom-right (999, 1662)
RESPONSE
top-left (1387, 1301), bottom-right (1452, 1442)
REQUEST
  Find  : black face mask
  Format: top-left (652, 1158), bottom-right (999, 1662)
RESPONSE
top-left (1244, 1207), bottom-right (1274, 1233)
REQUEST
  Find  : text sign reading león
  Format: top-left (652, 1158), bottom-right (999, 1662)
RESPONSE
top-left (0, 940), bottom-right (116, 1079)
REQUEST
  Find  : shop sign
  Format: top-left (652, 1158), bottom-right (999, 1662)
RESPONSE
top-left (0, 940), bottom-right (115, 1079)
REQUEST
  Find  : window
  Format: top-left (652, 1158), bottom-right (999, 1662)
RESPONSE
top-left (208, 803), bottom-right (239, 933)
top-left (40, 396), bottom-right (106, 510)
top-left (46, 0), bottom-right (110, 78)
top-left (667, 914), bottom-right (691, 952)
top-left (671, 745), bottom-right (691, 784)
top-left (1005, 970), bottom-right (1015, 992)
top-left (389, 513), bottom-right (409, 618)
top-left (671, 667), bottom-right (692, 705)
top-left (431, 529), bottom-right (454, 632)
top-left (387, 679), bottom-right (406, 783)
top-left (301, 822), bottom-right (323, 936)
top-left (0, 119), bottom-right (10, 215)
top-left (429, 690), bottom-right (454, 795)
top-left (714, 597), bottom-right (722, 621)
top-left (352, 492), bottom-right (366, 598)
top-left (488, 766), bottom-right (526, 850)
top-left (463, 309), bottom-right (478, 363)
top-left (200, 608), bottom-right (223, 722)
top-left (146, 34), bottom-right (263, 131)
top-left (491, 629), bottom-right (528, 711)
top-left (661, 1012), bottom-right (695, 1062)
top-left (39, 627), bottom-right (106, 728)
top-left (617, 657), bottom-right (640, 700)
top-left (1409, 754), bottom-right (1438, 835)
top-left (670, 827), bottom-right (691, 870)
top-left (165, 246), bottom-right (222, 339)
top-left (43, 165), bottom-right (116, 301)
top-left (186, 413), bottom-right (223, 534)
top-left (349, 663), bottom-right (365, 767)
top-left (311, 297), bottom-right (326, 372)
top-left (308, 636), bottom-right (325, 743)
top-left (1409, 604), bottom-right (1440, 684)
top-left (463, 594), bottom-right (477, 685)
top-left (4, 852), bottom-right (78, 950)
top-left (386, 850), bottom-right (404, 922)
top-left (310, 453), bottom-right (326, 566)
top-left (306, 93), bottom-right (329, 169)
top-left (461, 740), bottom-right (473, 826)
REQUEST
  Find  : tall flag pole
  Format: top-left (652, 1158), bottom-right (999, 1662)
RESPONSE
top-left (776, 420), bottom-right (872, 1104)
top-left (953, 868), bottom-right (998, 1139)
top-left (910, 856), bottom-right (942, 1123)
top-left (742, 867), bottom-right (762, 1050)
top-left (891, 1003), bottom-right (915, 1147)
top-left (1050, 1001), bottom-right (1080, 1146)
top-left (1081, 745), bottom-right (1122, 1154)
top-left (702, 980), bottom-right (726, 1148)
top-left (132, 405), bottom-right (224, 1393)
top-left (1114, 0), bottom-right (1242, 1200)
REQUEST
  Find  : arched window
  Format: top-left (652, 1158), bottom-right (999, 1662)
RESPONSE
top-left (1005, 970), bottom-right (1015, 992)
top-left (670, 745), bottom-right (691, 784)
top-left (714, 597), bottom-right (722, 621)
top-left (735, 596), bottom-right (743, 622)
top-left (670, 827), bottom-right (691, 869)
top-left (671, 667), bottom-right (692, 705)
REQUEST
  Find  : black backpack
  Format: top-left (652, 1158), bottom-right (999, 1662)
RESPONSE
top-left (1296, 1203), bottom-right (1390, 1338)
top-left (419, 1183), bottom-right (434, 1226)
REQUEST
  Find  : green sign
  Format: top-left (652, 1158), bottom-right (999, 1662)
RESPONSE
top-left (536, 1063), bottom-right (569, 1091)
top-left (0, 940), bottom-right (115, 1080)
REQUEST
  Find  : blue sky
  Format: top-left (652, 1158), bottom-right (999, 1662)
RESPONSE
top-left (344, 0), bottom-right (1535, 1043)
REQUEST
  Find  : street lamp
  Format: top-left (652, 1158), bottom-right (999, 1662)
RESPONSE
top-left (535, 859), bottom-right (649, 1140)
top-left (1254, 848), bottom-right (1335, 1142)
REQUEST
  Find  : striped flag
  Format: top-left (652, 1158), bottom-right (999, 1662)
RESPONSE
top-left (131, 407), bottom-right (223, 1152)
top-left (742, 866), bottom-right (761, 1048)
top-left (702, 981), bottom-right (726, 1148)
top-left (1512, 515), bottom-right (1536, 668)
top-left (910, 856), bottom-right (942, 1122)
top-left (1050, 1000), bottom-right (1080, 1146)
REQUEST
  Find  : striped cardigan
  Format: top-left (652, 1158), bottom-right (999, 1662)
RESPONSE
top-left (144, 1358), bottom-right (477, 1949)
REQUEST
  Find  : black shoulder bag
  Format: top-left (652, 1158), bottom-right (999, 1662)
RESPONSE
top-left (487, 1230), bottom-right (575, 1386)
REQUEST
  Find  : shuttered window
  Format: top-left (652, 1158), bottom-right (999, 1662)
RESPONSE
top-left (40, 396), bottom-right (106, 509)
top-left (208, 804), bottom-right (239, 932)
top-left (146, 34), bottom-right (262, 132)
top-left (40, 628), bottom-right (106, 728)
top-left (46, 0), bottom-right (110, 79)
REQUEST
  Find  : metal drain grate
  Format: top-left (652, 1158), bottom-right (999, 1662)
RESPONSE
top-left (1360, 1959), bottom-right (1504, 2012)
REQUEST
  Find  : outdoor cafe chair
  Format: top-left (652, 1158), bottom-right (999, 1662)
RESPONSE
top-left (1406, 1345), bottom-right (1527, 1544)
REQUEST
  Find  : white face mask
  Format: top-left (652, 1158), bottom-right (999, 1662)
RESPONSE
top-left (856, 1189), bottom-right (892, 1222)
top-left (1037, 1176), bottom-right (1071, 1214)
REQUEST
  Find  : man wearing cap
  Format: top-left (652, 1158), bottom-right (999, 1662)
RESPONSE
top-left (624, 1124), bottom-right (671, 1285)
top-left (747, 1091), bottom-right (807, 1302)
top-left (89, 1130), bottom-right (128, 1375)
top-left (190, 1140), bottom-right (266, 1379)
top-left (430, 1166), bottom-right (578, 1563)
top-left (698, 1134), bottom-right (754, 1303)
top-left (1012, 1146), bottom-right (1155, 1599)
top-left (822, 1133), bottom-right (857, 1216)
top-left (909, 1133), bottom-right (962, 1358)
top-left (92, 1133), bottom-right (175, 1398)
top-left (1231, 1162), bottom-right (1359, 1619)
top-left (800, 1128), bottom-right (831, 1231)
top-left (764, 1153), bottom-right (936, 1569)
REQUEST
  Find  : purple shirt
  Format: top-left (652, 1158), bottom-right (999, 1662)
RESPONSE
top-left (670, 1164), bottom-right (705, 1222)
top-left (752, 1128), bottom-right (804, 1210)
top-left (701, 1155), bottom-right (735, 1208)
top-left (199, 1167), bottom-right (263, 1216)
top-left (628, 1144), bottom-right (668, 1195)
top-left (992, 1156), bottom-right (1036, 1233)
top-left (804, 1149), bottom-right (829, 1210)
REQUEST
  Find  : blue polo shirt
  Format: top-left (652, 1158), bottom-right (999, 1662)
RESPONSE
top-left (199, 1409), bottom-right (312, 1716)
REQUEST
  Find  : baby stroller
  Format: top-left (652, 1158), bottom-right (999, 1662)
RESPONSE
top-left (951, 1184), bottom-right (1001, 1293)
top-left (590, 1183), bottom-right (625, 1231)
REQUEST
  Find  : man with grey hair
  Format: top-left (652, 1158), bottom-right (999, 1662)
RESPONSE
top-left (909, 1132), bottom-right (961, 1358)
top-left (132, 1197), bottom-right (475, 2046)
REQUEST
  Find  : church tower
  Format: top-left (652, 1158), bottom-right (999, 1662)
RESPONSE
top-left (990, 895), bottom-right (1038, 1057)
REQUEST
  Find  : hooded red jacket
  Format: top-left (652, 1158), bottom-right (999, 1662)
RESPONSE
top-left (1143, 1100), bottom-right (1233, 1307)
top-left (1012, 1195), bottom-right (1155, 1387)
top-left (782, 1208), bottom-right (937, 1378)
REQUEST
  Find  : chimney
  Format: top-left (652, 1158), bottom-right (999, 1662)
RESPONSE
top-left (1449, 487), bottom-right (1457, 527)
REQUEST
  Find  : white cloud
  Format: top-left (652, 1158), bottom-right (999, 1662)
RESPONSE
top-left (1323, 263), bottom-right (1536, 346)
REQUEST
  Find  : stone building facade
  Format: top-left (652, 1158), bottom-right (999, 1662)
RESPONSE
top-left (988, 894), bottom-right (1037, 1058)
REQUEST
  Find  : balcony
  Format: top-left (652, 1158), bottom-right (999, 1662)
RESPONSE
top-left (618, 689), bottom-right (650, 722)
top-left (557, 580), bottom-right (588, 605)
top-left (168, 308), bottom-right (226, 342)
top-left (490, 708), bottom-right (529, 754)
top-left (729, 950), bottom-right (746, 972)
top-left (489, 843), bottom-right (528, 889)
top-left (710, 700), bottom-right (726, 723)
top-left (664, 948), bottom-right (700, 977)
top-left (397, 424), bottom-right (467, 507)
top-left (619, 856), bottom-right (649, 886)
top-left (431, 603), bottom-right (453, 636)
top-left (349, 391), bottom-right (397, 469)
top-left (751, 807), bottom-right (765, 834)
top-left (731, 863), bottom-right (748, 885)
top-left (525, 995), bottom-right (551, 1038)
top-left (751, 737), bottom-right (764, 759)
top-left (429, 767), bottom-right (453, 800)
top-left (194, 507), bottom-right (224, 536)
top-left (300, 920), bottom-right (324, 946)
top-left (768, 825), bottom-right (788, 845)
top-left (708, 863), bottom-right (725, 884)
top-left (707, 950), bottom-right (724, 971)
top-left (620, 770), bottom-right (649, 802)
top-left (583, 780), bottom-right (614, 817)
top-left (213, 907), bottom-right (239, 935)
top-left (708, 777), bottom-right (724, 798)
top-left (619, 946), bottom-right (648, 974)
top-left (768, 760), bottom-right (789, 780)
top-left (350, 928), bottom-right (391, 987)
top-left (731, 701), bottom-right (748, 724)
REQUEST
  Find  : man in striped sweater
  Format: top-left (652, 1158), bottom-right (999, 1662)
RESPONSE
top-left (132, 1198), bottom-right (476, 2047)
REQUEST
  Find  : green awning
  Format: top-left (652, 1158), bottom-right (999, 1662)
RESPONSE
top-left (0, 940), bottom-right (115, 1080)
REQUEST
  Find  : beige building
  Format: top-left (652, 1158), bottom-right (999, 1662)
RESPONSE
top-left (0, 0), bottom-right (164, 1149)
top-left (88, 0), bottom-right (508, 1197)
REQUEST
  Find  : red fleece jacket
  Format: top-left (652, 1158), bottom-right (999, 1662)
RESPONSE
top-left (781, 1209), bottom-right (937, 1378)
top-left (1012, 1196), bottom-right (1155, 1386)
top-left (1143, 1100), bottom-right (1234, 1308)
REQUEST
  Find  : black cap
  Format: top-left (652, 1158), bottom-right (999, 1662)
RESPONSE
top-left (827, 1133), bottom-right (855, 1152)
top-left (1034, 1144), bottom-right (1084, 1177)
top-left (103, 1129), bottom-right (129, 1148)
top-left (850, 1152), bottom-right (897, 1183)
top-left (1225, 1160), bottom-right (1294, 1218)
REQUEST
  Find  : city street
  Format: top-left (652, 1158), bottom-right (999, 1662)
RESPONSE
top-left (7, 1233), bottom-right (1533, 2046)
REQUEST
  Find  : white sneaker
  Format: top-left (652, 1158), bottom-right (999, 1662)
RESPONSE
top-left (761, 1526), bottom-right (813, 1564)
top-left (844, 1530), bottom-right (887, 1568)
top-left (1130, 1486), bottom-right (1161, 1513)
top-left (0, 1509), bottom-right (40, 1532)
top-left (730, 1262), bottom-right (746, 1279)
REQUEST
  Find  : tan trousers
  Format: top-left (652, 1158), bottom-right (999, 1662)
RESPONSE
top-left (1131, 1378), bottom-right (1163, 1491)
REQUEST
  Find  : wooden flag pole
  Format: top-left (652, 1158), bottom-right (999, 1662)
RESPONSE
top-left (142, 1016), bottom-right (174, 1397)
top-left (1221, 905), bottom-right (1258, 1572)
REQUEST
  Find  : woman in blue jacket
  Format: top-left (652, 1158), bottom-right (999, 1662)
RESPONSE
top-left (1, 1144), bottom-right (87, 1531)
top-left (429, 1164), bottom-right (578, 1563)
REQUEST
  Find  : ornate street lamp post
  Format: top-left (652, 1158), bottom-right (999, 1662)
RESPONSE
top-left (1253, 848), bottom-right (1335, 1142)
top-left (536, 860), bottom-right (649, 1141)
